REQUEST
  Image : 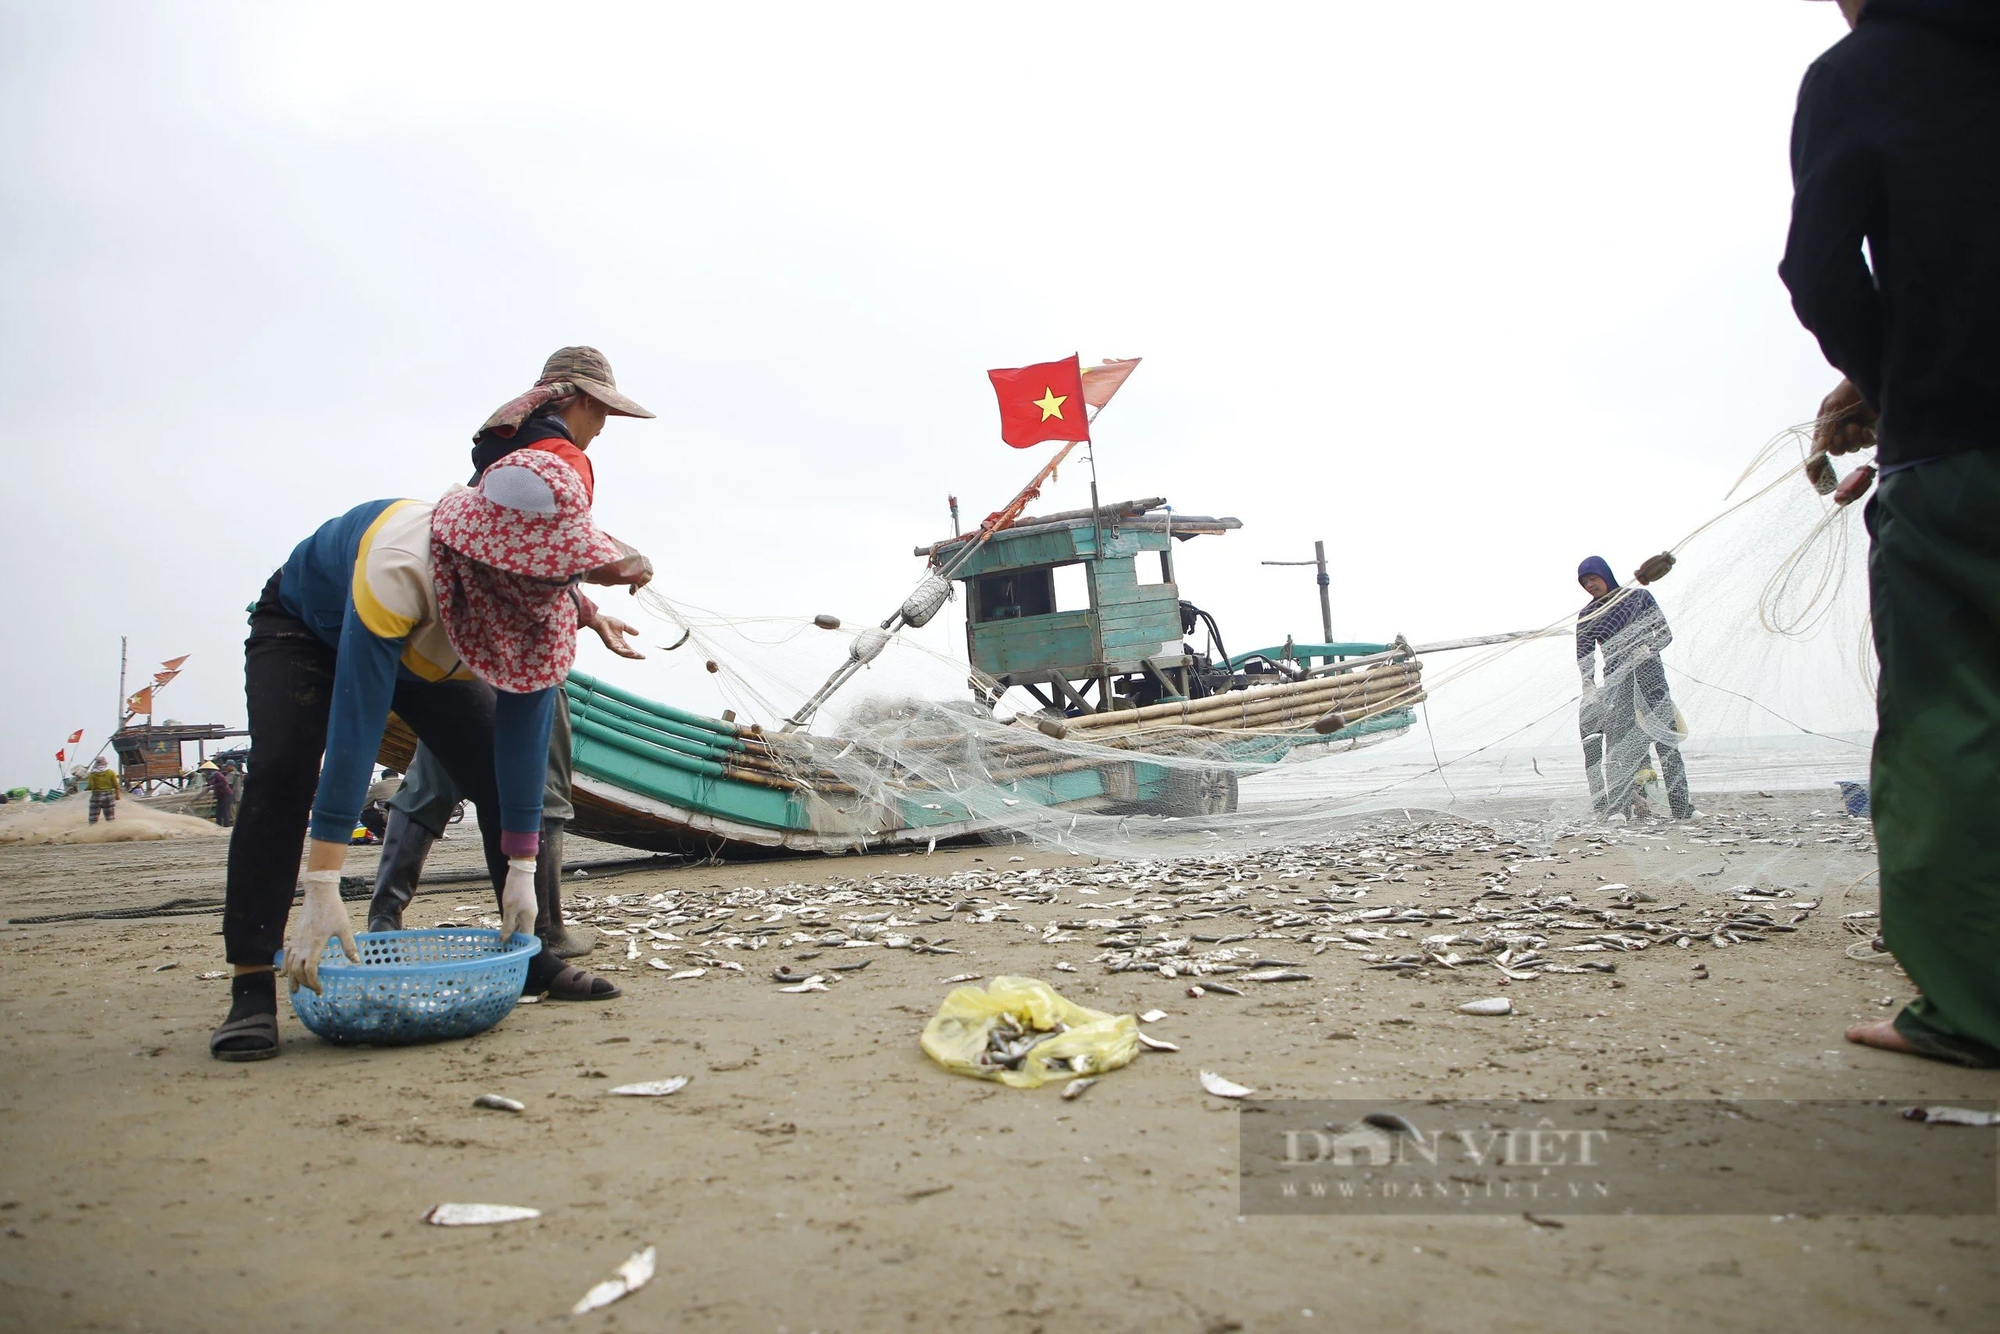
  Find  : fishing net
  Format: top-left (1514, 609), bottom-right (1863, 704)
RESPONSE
top-left (0, 792), bottom-right (227, 846)
top-left (584, 419), bottom-right (1874, 886)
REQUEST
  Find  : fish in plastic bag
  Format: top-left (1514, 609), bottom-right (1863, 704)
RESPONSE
top-left (920, 975), bottom-right (1138, 1089)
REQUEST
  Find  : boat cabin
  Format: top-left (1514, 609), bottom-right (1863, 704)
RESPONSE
top-left (916, 498), bottom-right (1240, 714)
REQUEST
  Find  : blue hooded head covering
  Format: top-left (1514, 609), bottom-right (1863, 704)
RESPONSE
top-left (1577, 556), bottom-right (1618, 592)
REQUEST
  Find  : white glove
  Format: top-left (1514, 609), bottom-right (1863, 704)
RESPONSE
top-left (283, 869), bottom-right (357, 995)
top-left (500, 857), bottom-right (537, 942)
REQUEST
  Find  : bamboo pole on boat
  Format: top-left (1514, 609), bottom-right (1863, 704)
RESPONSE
top-left (1062, 662), bottom-right (1420, 732)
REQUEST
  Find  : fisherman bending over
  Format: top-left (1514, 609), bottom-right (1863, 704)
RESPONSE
top-left (1575, 556), bottom-right (1692, 821)
top-left (209, 450), bottom-right (633, 1061)
top-left (368, 347), bottom-right (651, 959)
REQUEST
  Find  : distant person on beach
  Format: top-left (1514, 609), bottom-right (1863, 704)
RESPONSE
top-left (369, 347), bottom-right (650, 961)
top-left (1782, 0), bottom-right (2000, 1067)
top-left (207, 764), bottom-right (235, 828)
top-left (1575, 557), bottom-right (1693, 821)
top-left (85, 757), bottom-right (119, 824)
top-left (208, 450), bottom-right (638, 1062)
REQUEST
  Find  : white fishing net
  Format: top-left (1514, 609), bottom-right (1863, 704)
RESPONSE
top-left (0, 791), bottom-right (226, 846)
top-left (597, 421), bottom-right (1874, 881)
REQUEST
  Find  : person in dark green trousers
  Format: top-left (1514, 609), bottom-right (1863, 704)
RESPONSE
top-left (1782, 0), bottom-right (2000, 1066)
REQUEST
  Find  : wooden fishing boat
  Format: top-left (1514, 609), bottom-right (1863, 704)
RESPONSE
top-left (379, 498), bottom-right (1424, 857)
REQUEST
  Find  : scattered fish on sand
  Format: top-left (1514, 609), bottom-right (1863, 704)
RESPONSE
top-left (608, 1077), bottom-right (690, 1097)
top-left (1458, 997), bottom-right (1514, 1016)
top-left (777, 975), bottom-right (829, 993)
top-left (1200, 1070), bottom-right (1255, 1099)
top-left (472, 1094), bottom-right (525, 1113)
top-left (1135, 1032), bottom-right (1179, 1052)
top-left (1061, 1076), bottom-right (1098, 1101)
top-left (1361, 1112), bottom-right (1420, 1136)
top-left (423, 1203), bottom-right (540, 1226)
top-left (1140, 1009), bottom-right (1168, 1023)
top-left (196, 970), bottom-right (227, 980)
top-left (571, 1245), bottom-right (656, 1315)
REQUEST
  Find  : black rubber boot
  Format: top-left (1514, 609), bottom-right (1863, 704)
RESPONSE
top-left (534, 819), bottom-right (596, 958)
top-left (366, 807), bottom-right (438, 933)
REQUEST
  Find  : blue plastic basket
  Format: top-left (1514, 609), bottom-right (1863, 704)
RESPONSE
top-left (278, 929), bottom-right (541, 1046)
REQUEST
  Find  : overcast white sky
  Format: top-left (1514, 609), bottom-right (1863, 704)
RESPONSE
top-left (0, 2), bottom-right (1856, 784)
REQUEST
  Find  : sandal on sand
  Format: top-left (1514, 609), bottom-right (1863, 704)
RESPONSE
top-left (542, 965), bottom-right (620, 1002)
top-left (209, 1012), bottom-right (280, 1061)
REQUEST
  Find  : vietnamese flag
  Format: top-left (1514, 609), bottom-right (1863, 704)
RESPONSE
top-left (987, 355), bottom-right (1090, 449)
top-left (55, 749), bottom-right (65, 763)
top-left (67, 729), bottom-right (84, 744)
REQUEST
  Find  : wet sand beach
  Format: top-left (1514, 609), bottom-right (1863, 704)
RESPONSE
top-left (2, 795), bottom-right (1995, 1332)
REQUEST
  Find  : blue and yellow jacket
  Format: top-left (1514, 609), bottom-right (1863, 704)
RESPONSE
top-left (278, 499), bottom-right (554, 851)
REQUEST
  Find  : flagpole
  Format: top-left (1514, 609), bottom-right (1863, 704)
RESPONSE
top-left (1084, 406), bottom-right (1104, 570)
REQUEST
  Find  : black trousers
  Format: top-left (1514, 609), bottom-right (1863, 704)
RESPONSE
top-left (223, 572), bottom-right (513, 964)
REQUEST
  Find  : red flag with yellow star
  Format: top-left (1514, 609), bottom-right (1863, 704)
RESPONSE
top-left (987, 355), bottom-right (1090, 449)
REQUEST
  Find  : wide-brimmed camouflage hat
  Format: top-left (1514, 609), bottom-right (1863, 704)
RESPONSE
top-left (476, 345), bottom-right (655, 437)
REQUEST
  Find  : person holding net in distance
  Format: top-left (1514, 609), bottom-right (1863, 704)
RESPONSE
top-left (209, 449), bottom-right (633, 1061)
top-left (1782, 0), bottom-right (2000, 1067)
top-left (1576, 556), bottom-right (1693, 822)
top-left (368, 347), bottom-right (653, 961)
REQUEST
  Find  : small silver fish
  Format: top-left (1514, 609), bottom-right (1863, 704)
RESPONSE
top-left (608, 1077), bottom-right (690, 1097)
top-left (1061, 1077), bottom-right (1098, 1101)
top-left (1200, 1070), bottom-right (1255, 1099)
top-left (472, 1094), bottom-right (525, 1113)
top-left (1136, 1032), bottom-right (1180, 1052)
top-left (424, 1202), bottom-right (540, 1226)
top-left (570, 1246), bottom-right (656, 1315)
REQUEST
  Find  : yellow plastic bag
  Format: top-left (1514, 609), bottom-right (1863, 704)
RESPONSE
top-left (920, 975), bottom-right (1139, 1089)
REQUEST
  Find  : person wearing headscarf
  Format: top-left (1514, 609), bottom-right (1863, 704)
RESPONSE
top-left (85, 757), bottom-right (119, 824)
top-left (1783, 0), bottom-right (2000, 1068)
top-left (210, 450), bottom-right (627, 1062)
top-left (1575, 556), bottom-right (1693, 821)
top-left (369, 348), bottom-right (651, 960)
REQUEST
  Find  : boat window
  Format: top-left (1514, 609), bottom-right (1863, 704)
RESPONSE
top-left (973, 568), bottom-right (1056, 622)
top-left (1053, 562), bottom-right (1090, 612)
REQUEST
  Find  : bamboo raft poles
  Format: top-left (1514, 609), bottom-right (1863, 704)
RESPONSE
top-left (1041, 659), bottom-right (1423, 738)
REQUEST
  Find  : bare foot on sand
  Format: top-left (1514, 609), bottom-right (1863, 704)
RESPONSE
top-left (1846, 1018), bottom-right (1922, 1055)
